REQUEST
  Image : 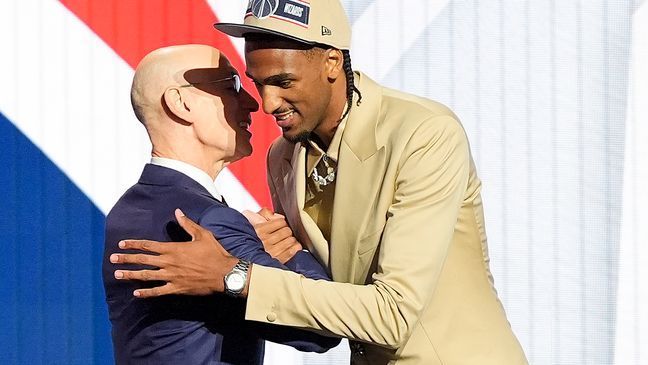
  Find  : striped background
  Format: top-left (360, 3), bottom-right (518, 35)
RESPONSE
top-left (0, 1), bottom-right (646, 364)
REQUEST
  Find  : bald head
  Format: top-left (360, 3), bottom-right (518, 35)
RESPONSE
top-left (128, 44), bottom-right (259, 176)
top-left (131, 44), bottom-right (229, 126)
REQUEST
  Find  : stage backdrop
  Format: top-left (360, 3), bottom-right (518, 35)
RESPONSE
top-left (1, 1), bottom-right (646, 364)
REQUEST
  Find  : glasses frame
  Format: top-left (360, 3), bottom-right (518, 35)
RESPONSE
top-left (178, 74), bottom-right (242, 94)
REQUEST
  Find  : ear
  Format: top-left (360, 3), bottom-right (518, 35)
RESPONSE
top-left (324, 48), bottom-right (344, 81)
top-left (163, 87), bottom-right (193, 123)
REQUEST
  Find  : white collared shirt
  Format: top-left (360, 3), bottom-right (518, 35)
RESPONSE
top-left (150, 157), bottom-right (223, 203)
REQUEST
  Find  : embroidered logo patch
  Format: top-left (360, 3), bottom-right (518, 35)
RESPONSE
top-left (321, 25), bottom-right (331, 36)
top-left (246, 0), bottom-right (310, 28)
top-left (249, 0), bottom-right (280, 19)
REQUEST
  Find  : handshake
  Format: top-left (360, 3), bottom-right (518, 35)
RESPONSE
top-left (242, 208), bottom-right (303, 264)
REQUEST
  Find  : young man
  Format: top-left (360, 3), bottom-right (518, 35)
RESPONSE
top-left (111, 2), bottom-right (528, 364)
top-left (103, 44), bottom-right (337, 364)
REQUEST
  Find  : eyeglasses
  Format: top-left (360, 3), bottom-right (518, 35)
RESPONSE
top-left (179, 74), bottom-right (242, 94)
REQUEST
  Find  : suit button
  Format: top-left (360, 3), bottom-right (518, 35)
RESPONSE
top-left (351, 342), bottom-right (365, 356)
top-left (266, 312), bottom-right (277, 322)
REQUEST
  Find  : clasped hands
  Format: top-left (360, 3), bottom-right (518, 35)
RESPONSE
top-left (242, 208), bottom-right (303, 264)
top-left (110, 208), bottom-right (303, 298)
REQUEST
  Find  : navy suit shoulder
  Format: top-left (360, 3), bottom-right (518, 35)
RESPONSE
top-left (103, 164), bottom-right (337, 365)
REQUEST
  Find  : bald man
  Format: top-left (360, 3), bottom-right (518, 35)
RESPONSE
top-left (102, 44), bottom-right (338, 364)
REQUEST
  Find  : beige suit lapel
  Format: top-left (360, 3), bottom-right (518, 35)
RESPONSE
top-left (294, 146), bottom-right (331, 267)
top-left (274, 145), bottom-right (310, 252)
top-left (275, 143), bottom-right (331, 269)
top-left (329, 73), bottom-right (386, 283)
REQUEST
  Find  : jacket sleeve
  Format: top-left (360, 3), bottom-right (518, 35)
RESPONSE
top-left (197, 205), bottom-right (340, 352)
top-left (245, 115), bottom-right (470, 348)
top-left (283, 250), bottom-right (329, 281)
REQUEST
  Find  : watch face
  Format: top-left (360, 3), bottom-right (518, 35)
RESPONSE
top-left (226, 272), bottom-right (245, 292)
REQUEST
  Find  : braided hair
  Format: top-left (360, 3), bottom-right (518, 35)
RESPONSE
top-left (340, 50), bottom-right (362, 120)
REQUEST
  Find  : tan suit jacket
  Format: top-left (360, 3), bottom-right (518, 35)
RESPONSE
top-left (246, 72), bottom-right (528, 364)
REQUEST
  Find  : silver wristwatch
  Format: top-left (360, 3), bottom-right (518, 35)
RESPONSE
top-left (224, 259), bottom-right (250, 297)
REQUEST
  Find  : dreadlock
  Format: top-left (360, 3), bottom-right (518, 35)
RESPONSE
top-left (340, 50), bottom-right (362, 121)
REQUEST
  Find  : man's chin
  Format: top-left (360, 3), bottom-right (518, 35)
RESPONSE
top-left (227, 149), bottom-right (253, 164)
top-left (238, 149), bottom-right (253, 160)
top-left (282, 130), bottom-right (311, 144)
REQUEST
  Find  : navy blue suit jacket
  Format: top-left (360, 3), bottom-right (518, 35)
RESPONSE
top-left (103, 164), bottom-right (338, 364)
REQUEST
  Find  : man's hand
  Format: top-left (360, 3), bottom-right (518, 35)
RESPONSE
top-left (110, 209), bottom-right (239, 298)
top-left (242, 208), bottom-right (303, 264)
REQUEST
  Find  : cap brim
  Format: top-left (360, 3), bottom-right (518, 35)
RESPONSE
top-left (214, 23), bottom-right (317, 46)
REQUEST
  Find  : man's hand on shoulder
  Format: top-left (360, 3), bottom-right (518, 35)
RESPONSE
top-left (242, 208), bottom-right (303, 264)
top-left (110, 209), bottom-right (239, 298)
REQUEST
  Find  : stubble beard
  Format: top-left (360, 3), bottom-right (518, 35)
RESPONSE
top-left (283, 129), bottom-right (312, 144)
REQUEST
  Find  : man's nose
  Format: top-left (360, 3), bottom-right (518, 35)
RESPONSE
top-left (258, 86), bottom-right (283, 115)
top-left (239, 87), bottom-right (259, 112)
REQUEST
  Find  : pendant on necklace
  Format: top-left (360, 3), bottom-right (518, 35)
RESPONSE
top-left (311, 155), bottom-right (336, 186)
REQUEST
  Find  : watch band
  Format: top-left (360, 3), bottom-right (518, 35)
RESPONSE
top-left (233, 260), bottom-right (250, 275)
top-left (224, 259), bottom-right (250, 297)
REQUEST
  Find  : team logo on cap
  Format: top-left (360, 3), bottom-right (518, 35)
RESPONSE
top-left (250, 0), bottom-right (280, 19)
top-left (246, 0), bottom-right (311, 28)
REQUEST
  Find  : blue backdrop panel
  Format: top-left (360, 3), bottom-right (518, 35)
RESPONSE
top-left (0, 112), bottom-right (112, 364)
